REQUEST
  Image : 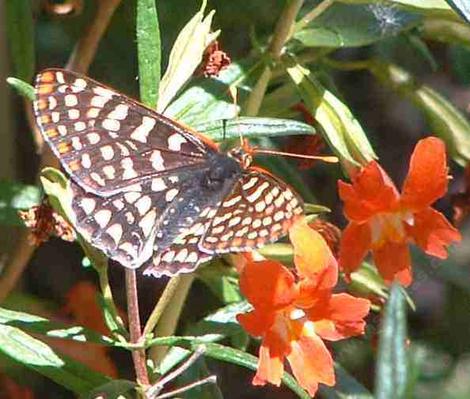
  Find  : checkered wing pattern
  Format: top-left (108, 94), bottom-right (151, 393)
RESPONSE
top-left (200, 171), bottom-right (304, 252)
top-left (34, 69), bottom-right (214, 196)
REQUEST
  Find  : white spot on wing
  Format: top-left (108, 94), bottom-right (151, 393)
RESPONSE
top-left (167, 133), bottom-right (187, 151)
top-left (81, 198), bottom-right (96, 214)
top-left (150, 150), bottom-right (165, 171)
top-left (131, 116), bottom-right (156, 143)
top-left (107, 224), bottom-right (123, 244)
top-left (95, 209), bottom-right (112, 228)
top-left (165, 188), bottom-right (179, 202)
top-left (139, 209), bottom-right (157, 236)
top-left (135, 195), bottom-right (152, 215)
top-left (107, 104), bottom-right (129, 120)
top-left (102, 119), bottom-right (120, 131)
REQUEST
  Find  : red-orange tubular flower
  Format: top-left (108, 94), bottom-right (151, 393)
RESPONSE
top-left (338, 137), bottom-right (461, 286)
top-left (237, 219), bottom-right (370, 396)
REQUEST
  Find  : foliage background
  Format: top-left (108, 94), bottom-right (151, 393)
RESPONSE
top-left (2, 0), bottom-right (470, 398)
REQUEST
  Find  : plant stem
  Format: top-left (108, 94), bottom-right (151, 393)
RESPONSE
top-left (295, 0), bottom-right (334, 31)
top-left (245, 0), bottom-right (304, 116)
top-left (142, 275), bottom-right (182, 338)
top-left (126, 269), bottom-right (150, 387)
top-left (149, 274), bottom-right (195, 365)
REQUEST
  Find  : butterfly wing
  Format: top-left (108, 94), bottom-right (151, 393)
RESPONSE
top-left (199, 170), bottom-right (304, 253)
top-left (34, 69), bottom-right (216, 196)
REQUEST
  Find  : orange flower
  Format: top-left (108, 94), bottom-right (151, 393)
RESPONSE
top-left (237, 219), bottom-right (370, 396)
top-left (338, 137), bottom-right (461, 286)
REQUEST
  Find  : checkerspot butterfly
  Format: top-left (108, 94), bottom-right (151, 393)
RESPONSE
top-left (33, 69), bottom-right (303, 277)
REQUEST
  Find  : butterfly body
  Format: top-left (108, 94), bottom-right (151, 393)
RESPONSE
top-left (34, 68), bottom-right (303, 277)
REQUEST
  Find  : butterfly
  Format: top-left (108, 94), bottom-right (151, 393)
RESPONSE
top-left (33, 68), bottom-right (304, 277)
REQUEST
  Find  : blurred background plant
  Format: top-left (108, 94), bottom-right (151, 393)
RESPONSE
top-left (2, 0), bottom-right (470, 398)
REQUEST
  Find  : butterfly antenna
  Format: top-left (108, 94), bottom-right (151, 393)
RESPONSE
top-left (252, 148), bottom-right (338, 163)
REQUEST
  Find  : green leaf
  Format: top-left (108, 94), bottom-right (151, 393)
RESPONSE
top-left (375, 283), bottom-right (408, 399)
top-left (165, 58), bottom-right (263, 125)
top-left (369, 60), bottom-right (470, 166)
top-left (6, 77), bottom-right (35, 101)
top-left (0, 181), bottom-right (41, 226)
top-left (192, 117), bottom-right (316, 142)
top-left (294, 3), bottom-right (420, 48)
top-left (0, 307), bottom-right (113, 346)
top-left (285, 60), bottom-right (376, 168)
top-left (319, 363), bottom-right (373, 398)
top-left (258, 243), bottom-right (294, 264)
top-left (0, 324), bottom-right (109, 394)
top-left (81, 380), bottom-right (136, 399)
top-left (158, 0), bottom-right (219, 113)
top-left (197, 263), bottom-right (243, 304)
top-left (444, 0), bottom-right (470, 23)
top-left (137, 0), bottom-right (161, 108)
top-left (5, 0), bottom-right (35, 82)
top-left (422, 18), bottom-right (470, 48)
top-left (202, 343), bottom-right (310, 399)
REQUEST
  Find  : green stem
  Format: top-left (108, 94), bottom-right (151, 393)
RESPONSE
top-left (142, 275), bottom-right (182, 338)
top-left (295, 0), bottom-right (334, 31)
top-left (245, 0), bottom-right (305, 116)
top-left (148, 274), bottom-right (195, 365)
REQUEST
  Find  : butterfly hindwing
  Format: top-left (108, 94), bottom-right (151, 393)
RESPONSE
top-left (199, 170), bottom-right (304, 253)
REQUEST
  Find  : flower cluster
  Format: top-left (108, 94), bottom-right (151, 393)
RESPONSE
top-left (237, 218), bottom-right (370, 396)
top-left (338, 137), bottom-right (461, 286)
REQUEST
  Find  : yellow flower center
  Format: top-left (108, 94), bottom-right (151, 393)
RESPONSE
top-left (370, 211), bottom-right (414, 248)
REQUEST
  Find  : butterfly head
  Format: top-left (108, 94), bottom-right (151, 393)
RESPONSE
top-left (227, 138), bottom-right (253, 169)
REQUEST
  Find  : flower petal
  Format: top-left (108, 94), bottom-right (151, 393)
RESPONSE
top-left (286, 334), bottom-right (335, 396)
top-left (339, 222), bottom-right (372, 278)
top-left (407, 207), bottom-right (461, 258)
top-left (312, 293), bottom-right (371, 341)
top-left (401, 137), bottom-right (448, 211)
top-left (338, 161), bottom-right (399, 222)
top-left (237, 309), bottom-right (274, 337)
top-left (372, 241), bottom-right (412, 286)
top-left (253, 343), bottom-right (284, 387)
top-left (239, 259), bottom-right (297, 310)
top-left (289, 217), bottom-right (338, 281)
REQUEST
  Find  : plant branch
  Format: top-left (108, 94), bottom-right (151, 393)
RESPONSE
top-left (245, 0), bottom-right (304, 116)
top-left (0, 0), bottom-right (122, 304)
top-left (126, 269), bottom-right (150, 387)
top-left (295, 0), bottom-right (334, 31)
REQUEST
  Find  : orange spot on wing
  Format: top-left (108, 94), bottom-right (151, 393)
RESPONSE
top-left (37, 99), bottom-right (48, 110)
top-left (46, 128), bottom-right (59, 138)
top-left (57, 142), bottom-right (71, 154)
top-left (38, 84), bottom-right (53, 94)
top-left (40, 71), bottom-right (55, 83)
top-left (69, 160), bottom-right (81, 171)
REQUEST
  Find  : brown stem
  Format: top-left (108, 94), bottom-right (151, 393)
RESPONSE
top-left (126, 269), bottom-right (150, 387)
top-left (0, 0), bottom-right (122, 304)
top-left (245, 0), bottom-right (304, 116)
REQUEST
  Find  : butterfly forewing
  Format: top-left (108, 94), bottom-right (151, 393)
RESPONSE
top-left (199, 171), bottom-right (304, 253)
top-left (34, 69), bottom-right (214, 196)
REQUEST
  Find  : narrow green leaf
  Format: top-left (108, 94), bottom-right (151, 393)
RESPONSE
top-left (165, 58), bottom-right (263, 125)
top-left (369, 60), bottom-right (470, 166)
top-left (137, 0), bottom-right (161, 108)
top-left (294, 3), bottom-right (420, 48)
top-left (5, 0), bottom-right (35, 82)
top-left (0, 324), bottom-right (109, 393)
top-left (319, 363), bottom-right (373, 399)
top-left (0, 181), bottom-right (41, 226)
top-left (158, 0), bottom-right (219, 112)
top-left (258, 243), bottom-right (294, 264)
top-left (192, 117), bottom-right (315, 141)
top-left (444, 0), bottom-right (470, 23)
top-left (81, 380), bottom-right (136, 399)
top-left (0, 307), bottom-right (113, 346)
top-left (202, 343), bottom-right (310, 399)
top-left (285, 59), bottom-right (376, 168)
top-left (375, 283), bottom-right (408, 399)
top-left (6, 77), bottom-right (35, 101)
top-left (422, 18), bottom-right (470, 48)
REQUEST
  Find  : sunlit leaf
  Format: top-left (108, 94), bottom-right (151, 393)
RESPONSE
top-left (158, 0), bottom-right (219, 112)
top-left (375, 283), bottom-right (408, 399)
top-left (285, 60), bottom-right (376, 169)
top-left (0, 181), bottom-right (41, 226)
top-left (192, 117), bottom-right (315, 141)
top-left (6, 77), bottom-right (35, 101)
top-left (0, 324), bottom-right (109, 394)
top-left (137, 0), bottom-right (161, 108)
top-left (444, 0), bottom-right (470, 23)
